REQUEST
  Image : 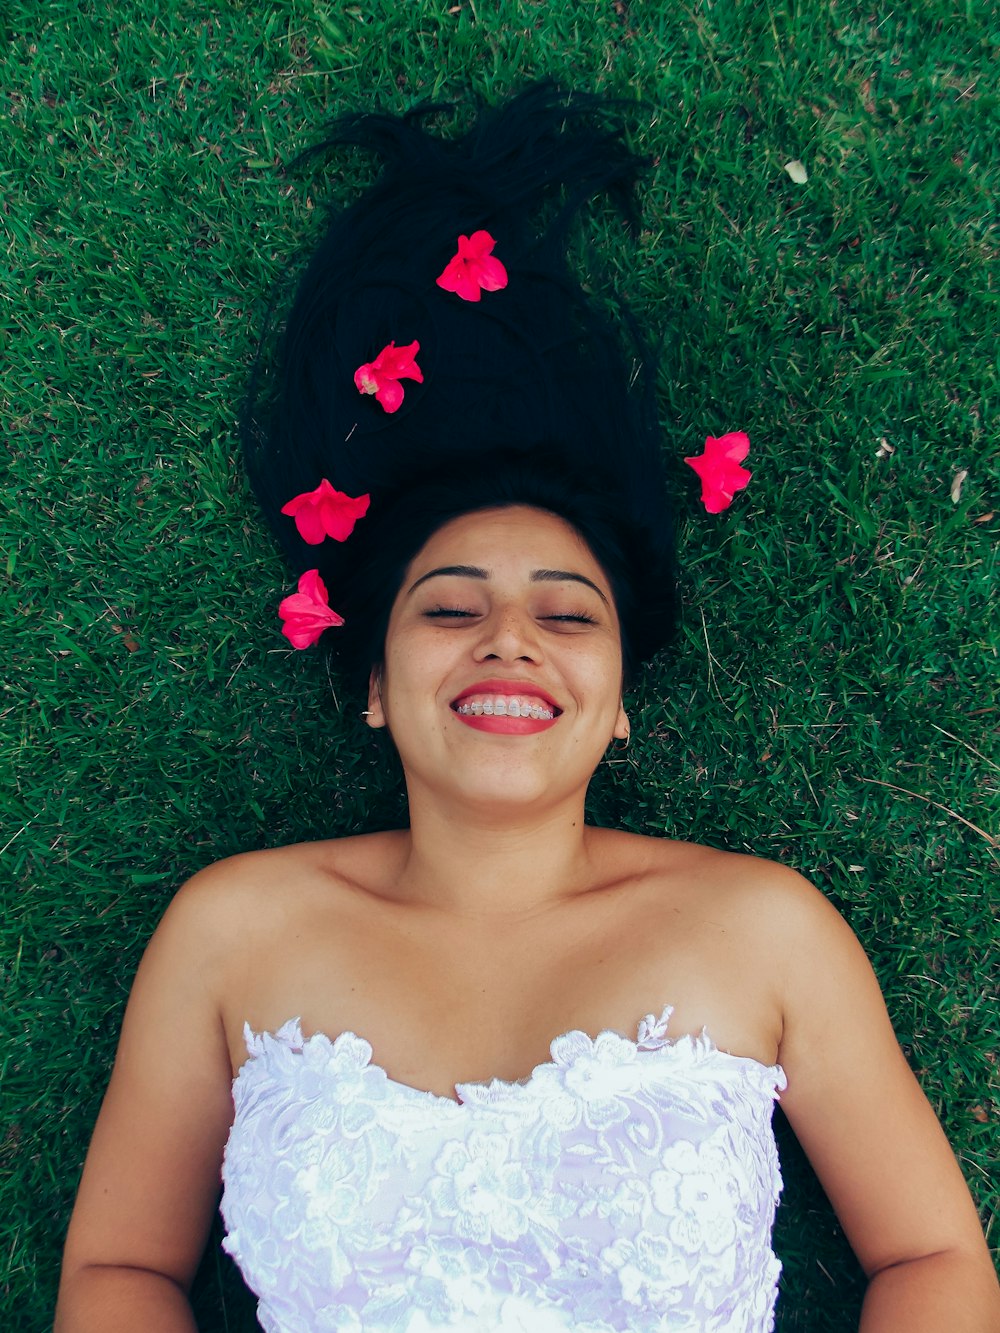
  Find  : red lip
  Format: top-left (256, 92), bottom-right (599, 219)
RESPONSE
top-left (454, 712), bottom-right (558, 735)
top-left (450, 678), bottom-right (561, 713)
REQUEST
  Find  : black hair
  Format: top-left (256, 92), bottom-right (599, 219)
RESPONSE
top-left (242, 81), bottom-right (677, 691)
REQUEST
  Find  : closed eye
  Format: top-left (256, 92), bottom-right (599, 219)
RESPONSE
top-left (424, 608), bottom-right (597, 625)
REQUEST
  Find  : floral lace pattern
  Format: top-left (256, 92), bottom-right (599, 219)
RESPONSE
top-left (221, 1007), bottom-right (786, 1332)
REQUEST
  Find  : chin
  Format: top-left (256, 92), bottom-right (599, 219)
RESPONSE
top-left (439, 761), bottom-right (594, 813)
top-left (395, 733), bottom-right (604, 812)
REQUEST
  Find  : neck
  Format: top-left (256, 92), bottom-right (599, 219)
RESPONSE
top-left (392, 787), bottom-right (597, 918)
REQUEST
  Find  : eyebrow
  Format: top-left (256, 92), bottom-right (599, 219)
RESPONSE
top-left (407, 564), bottom-right (610, 606)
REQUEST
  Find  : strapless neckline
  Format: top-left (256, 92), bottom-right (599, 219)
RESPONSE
top-left (236, 1005), bottom-right (786, 1107)
top-left (222, 1002), bottom-right (787, 1330)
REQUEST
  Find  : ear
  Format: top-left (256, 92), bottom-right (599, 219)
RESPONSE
top-left (612, 701), bottom-right (630, 742)
top-left (366, 667), bottom-right (387, 728)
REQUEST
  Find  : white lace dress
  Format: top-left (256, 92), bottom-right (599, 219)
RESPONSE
top-left (220, 1007), bottom-right (786, 1332)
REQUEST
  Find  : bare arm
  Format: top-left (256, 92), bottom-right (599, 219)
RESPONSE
top-left (771, 870), bottom-right (1000, 1331)
top-left (55, 866), bottom-right (242, 1331)
top-left (860, 1251), bottom-right (1000, 1333)
top-left (54, 1268), bottom-right (198, 1333)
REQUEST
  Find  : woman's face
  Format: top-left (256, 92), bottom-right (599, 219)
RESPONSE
top-left (367, 505), bottom-right (629, 813)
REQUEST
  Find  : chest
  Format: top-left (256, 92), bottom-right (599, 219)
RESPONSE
top-left (226, 881), bottom-right (780, 1090)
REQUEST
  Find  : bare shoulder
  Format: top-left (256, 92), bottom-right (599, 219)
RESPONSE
top-left (678, 844), bottom-right (865, 991)
top-left (163, 829), bottom-right (408, 934)
top-left (151, 832), bottom-right (411, 1034)
top-left (139, 849), bottom-right (282, 979)
top-left (593, 831), bottom-right (857, 1024)
top-left (654, 839), bottom-right (835, 905)
top-left (699, 846), bottom-right (849, 930)
top-left (695, 849), bottom-right (875, 994)
top-left (610, 829), bottom-right (848, 939)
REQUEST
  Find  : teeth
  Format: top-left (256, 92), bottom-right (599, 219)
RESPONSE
top-left (455, 695), bottom-right (555, 720)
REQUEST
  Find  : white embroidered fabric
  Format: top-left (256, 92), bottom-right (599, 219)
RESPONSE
top-left (220, 1006), bottom-right (786, 1332)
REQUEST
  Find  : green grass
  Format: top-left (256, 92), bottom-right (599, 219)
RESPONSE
top-left (2, 1), bottom-right (997, 1329)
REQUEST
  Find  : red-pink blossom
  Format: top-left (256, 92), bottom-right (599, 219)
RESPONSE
top-left (436, 231), bottom-right (508, 302)
top-left (278, 570), bottom-right (344, 649)
top-left (281, 479), bottom-right (370, 545)
top-left (354, 340), bottom-right (423, 414)
top-left (684, 432), bottom-right (752, 513)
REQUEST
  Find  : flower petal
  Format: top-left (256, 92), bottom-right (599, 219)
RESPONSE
top-left (436, 258), bottom-right (481, 301)
top-left (295, 507), bottom-right (328, 545)
top-left (456, 270), bottom-right (483, 301)
top-left (714, 430), bottom-right (750, 463)
top-left (684, 432), bottom-right (752, 513)
top-left (482, 259), bottom-right (508, 290)
top-left (378, 340), bottom-right (422, 378)
top-left (375, 378), bottom-right (405, 413)
top-left (354, 341), bottom-right (422, 413)
top-left (319, 490), bottom-right (370, 542)
top-left (278, 570), bottom-right (344, 649)
top-left (281, 480), bottom-right (370, 544)
top-left (465, 230), bottom-right (497, 256)
top-left (436, 232), bottom-right (507, 301)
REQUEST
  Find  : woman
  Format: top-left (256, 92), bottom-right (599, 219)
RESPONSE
top-left (55, 85), bottom-right (997, 1332)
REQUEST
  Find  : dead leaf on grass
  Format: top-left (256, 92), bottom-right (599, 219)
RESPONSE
top-left (950, 469), bottom-right (968, 503)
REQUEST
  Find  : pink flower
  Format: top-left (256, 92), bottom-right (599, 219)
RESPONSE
top-left (278, 570), bottom-right (344, 649)
top-left (354, 340), bottom-right (423, 414)
top-left (436, 231), bottom-right (508, 302)
top-left (281, 480), bottom-right (370, 545)
top-left (684, 432), bottom-right (752, 513)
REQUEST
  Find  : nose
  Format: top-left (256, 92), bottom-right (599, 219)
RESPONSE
top-left (472, 603), bottom-right (542, 663)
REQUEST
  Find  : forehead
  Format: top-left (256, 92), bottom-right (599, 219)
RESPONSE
top-left (408, 506), bottom-right (607, 581)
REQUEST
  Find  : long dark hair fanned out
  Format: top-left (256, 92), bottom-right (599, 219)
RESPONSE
top-left (243, 82), bottom-right (677, 690)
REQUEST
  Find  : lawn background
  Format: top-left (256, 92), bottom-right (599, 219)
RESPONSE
top-left (2, 1), bottom-right (997, 1329)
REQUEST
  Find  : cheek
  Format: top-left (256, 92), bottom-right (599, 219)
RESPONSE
top-left (576, 635), bottom-right (624, 685)
top-left (380, 632), bottom-right (447, 713)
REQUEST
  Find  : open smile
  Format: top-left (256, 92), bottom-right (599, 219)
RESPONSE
top-left (449, 680), bottom-right (562, 734)
top-left (452, 709), bottom-right (559, 735)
